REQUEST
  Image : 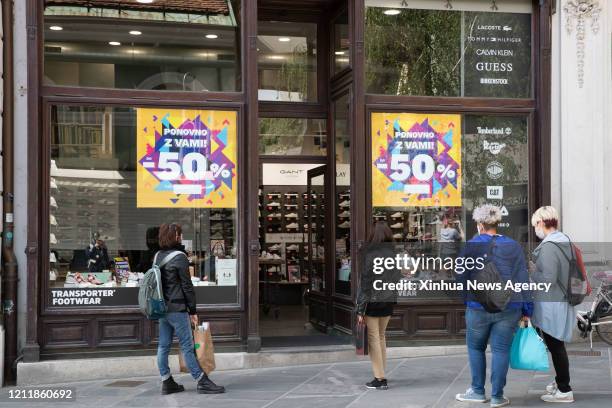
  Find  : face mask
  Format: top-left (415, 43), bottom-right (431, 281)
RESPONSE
top-left (535, 226), bottom-right (546, 240)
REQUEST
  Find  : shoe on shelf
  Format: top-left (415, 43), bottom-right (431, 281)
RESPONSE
top-left (338, 200), bottom-right (350, 208)
top-left (284, 192), bottom-right (299, 198)
top-left (365, 378), bottom-right (388, 390)
top-left (490, 396), bottom-right (510, 407)
top-left (456, 388), bottom-right (487, 403)
top-left (272, 253), bottom-right (282, 260)
top-left (267, 192), bottom-right (281, 199)
top-left (286, 244), bottom-right (299, 251)
top-left (268, 244), bottom-right (281, 251)
top-left (286, 223), bottom-right (299, 229)
top-left (338, 221), bottom-right (350, 228)
top-left (390, 212), bottom-right (403, 218)
top-left (393, 233), bottom-right (403, 240)
top-left (267, 202), bottom-right (281, 207)
top-left (267, 212), bottom-right (282, 218)
top-left (540, 390), bottom-right (574, 403)
top-left (390, 222), bottom-right (404, 229)
top-left (546, 382), bottom-right (557, 394)
top-left (338, 210), bottom-right (351, 218)
top-left (161, 376), bottom-right (185, 395)
top-left (197, 375), bottom-right (225, 394)
top-left (285, 212), bottom-right (298, 218)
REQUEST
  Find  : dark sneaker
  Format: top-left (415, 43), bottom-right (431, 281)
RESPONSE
top-left (161, 376), bottom-right (185, 395)
top-left (197, 375), bottom-right (225, 394)
top-left (365, 378), bottom-right (388, 390)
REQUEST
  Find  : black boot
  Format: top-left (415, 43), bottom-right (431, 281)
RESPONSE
top-left (197, 374), bottom-right (225, 394)
top-left (161, 376), bottom-right (185, 395)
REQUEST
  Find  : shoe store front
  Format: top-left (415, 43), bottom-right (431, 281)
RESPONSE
top-left (22, 0), bottom-right (552, 361)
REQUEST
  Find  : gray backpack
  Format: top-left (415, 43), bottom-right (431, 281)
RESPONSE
top-left (138, 251), bottom-right (183, 320)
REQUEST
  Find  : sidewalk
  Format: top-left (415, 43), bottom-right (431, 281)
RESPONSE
top-left (0, 346), bottom-right (610, 408)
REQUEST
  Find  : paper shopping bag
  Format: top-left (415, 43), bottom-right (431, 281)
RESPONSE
top-left (179, 322), bottom-right (216, 374)
top-left (355, 319), bottom-right (368, 356)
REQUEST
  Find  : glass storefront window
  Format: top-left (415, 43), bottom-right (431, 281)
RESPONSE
top-left (333, 10), bottom-right (350, 74)
top-left (43, 1), bottom-right (241, 92)
top-left (334, 93), bottom-right (351, 296)
top-left (258, 118), bottom-right (327, 156)
top-left (365, 0), bottom-right (532, 98)
top-left (370, 112), bottom-right (528, 288)
top-left (48, 105), bottom-right (240, 307)
top-left (258, 21), bottom-right (317, 102)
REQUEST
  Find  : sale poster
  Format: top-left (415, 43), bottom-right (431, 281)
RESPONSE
top-left (372, 113), bottom-right (462, 208)
top-left (137, 109), bottom-right (238, 208)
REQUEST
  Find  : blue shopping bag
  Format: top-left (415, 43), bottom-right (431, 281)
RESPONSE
top-left (510, 321), bottom-right (549, 371)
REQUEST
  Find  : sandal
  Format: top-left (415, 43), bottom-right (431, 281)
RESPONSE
top-left (87, 274), bottom-right (102, 285)
top-left (74, 272), bottom-right (84, 284)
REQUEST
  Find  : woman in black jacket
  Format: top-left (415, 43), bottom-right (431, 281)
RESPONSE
top-left (156, 223), bottom-right (225, 395)
top-left (356, 221), bottom-right (399, 390)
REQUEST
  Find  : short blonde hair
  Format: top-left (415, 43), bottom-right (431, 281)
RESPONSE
top-left (472, 204), bottom-right (502, 227)
top-left (531, 206), bottom-right (559, 228)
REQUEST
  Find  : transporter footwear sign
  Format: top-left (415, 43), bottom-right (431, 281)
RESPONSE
top-left (136, 108), bottom-right (238, 208)
top-left (372, 113), bottom-right (462, 208)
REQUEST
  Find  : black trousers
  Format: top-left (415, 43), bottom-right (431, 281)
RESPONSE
top-left (541, 331), bottom-right (572, 392)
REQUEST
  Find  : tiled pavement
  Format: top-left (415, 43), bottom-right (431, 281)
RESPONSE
top-left (0, 347), bottom-right (610, 408)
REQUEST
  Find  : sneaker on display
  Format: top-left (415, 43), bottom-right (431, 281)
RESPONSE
top-left (268, 244), bottom-right (281, 251)
top-left (267, 192), bottom-right (281, 199)
top-left (267, 202), bottom-right (281, 207)
top-left (50, 178), bottom-right (58, 189)
top-left (393, 233), bottom-right (403, 240)
top-left (390, 212), bottom-right (403, 218)
top-left (267, 213), bottom-right (282, 218)
top-left (390, 222), bottom-right (404, 229)
top-left (540, 390), bottom-right (574, 403)
top-left (338, 200), bottom-right (350, 208)
top-left (50, 196), bottom-right (58, 208)
top-left (285, 213), bottom-right (298, 218)
top-left (338, 221), bottom-right (350, 228)
top-left (285, 192), bottom-right (299, 198)
top-left (284, 204), bottom-right (298, 209)
top-left (338, 210), bottom-right (351, 218)
top-left (286, 244), bottom-right (299, 251)
top-left (272, 253), bottom-right (282, 260)
top-left (286, 223), bottom-right (299, 229)
top-left (50, 233), bottom-right (58, 245)
top-left (50, 214), bottom-right (58, 226)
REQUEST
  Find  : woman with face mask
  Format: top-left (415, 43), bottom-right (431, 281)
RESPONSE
top-left (530, 206), bottom-right (575, 403)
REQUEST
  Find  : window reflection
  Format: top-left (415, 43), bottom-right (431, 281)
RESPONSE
top-left (259, 118), bottom-right (327, 156)
top-left (258, 21), bottom-right (317, 102)
top-left (44, 0), bottom-right (241, 92)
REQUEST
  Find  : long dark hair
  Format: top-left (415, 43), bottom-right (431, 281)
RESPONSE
top-left (367, 221), bottom-right (393, 244)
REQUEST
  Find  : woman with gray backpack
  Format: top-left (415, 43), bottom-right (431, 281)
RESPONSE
top-left (530, 206), bottom-right (575, 403)
top-left (154, 223), bottom-right (225, 395)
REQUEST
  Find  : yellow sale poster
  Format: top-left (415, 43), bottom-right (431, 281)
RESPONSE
top-left (372, 112), bottom-right (462, 208)
top-left (137, 109), bottom-right (238, 208)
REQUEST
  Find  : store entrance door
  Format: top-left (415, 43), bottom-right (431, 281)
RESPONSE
top-left (305, 165), bottom-right (331, 332)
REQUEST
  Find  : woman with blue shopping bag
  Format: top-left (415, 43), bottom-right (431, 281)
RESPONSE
top-left (529, 207), bottom-right (575, 403)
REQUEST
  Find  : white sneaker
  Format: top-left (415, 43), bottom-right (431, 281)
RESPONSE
top-left (541, 390), bottom-right (574, 403)
top-left (286, 244), bottom-right (299, 251)
top-left (50, 214), bottom-right (58, 226)
top-left (338, 200), bottom-right (350, 208)
top-left (267, 202), bottom-right (281, 207)
top-left (338, 221), bottom-right (350, 228)
top-left (50, 196), bottom-right (58, 208)
top-left (286, 223), bottom-right (299, 229)
top-left (285, 213), bottom-right (298, 218)
top-left (338, 211), bottom-right (351, 218)
top-left (268, 244), bottom-right (281, 251)
top-left (546, 382), bottom-right (558, 394)
top-left (390, 222), bottom-right (403, 228)
top-left (267, 212), bottom-right (282, 218)
top-left (390, 212), bottom-right (403, 218)
top-left (393, 233), bottom-right (403, 240)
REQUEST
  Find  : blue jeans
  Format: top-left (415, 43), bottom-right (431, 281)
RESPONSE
top-left (157, 312), bottom-right (204, 381)
top-left (465, 308), bottom-right (521, 398)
